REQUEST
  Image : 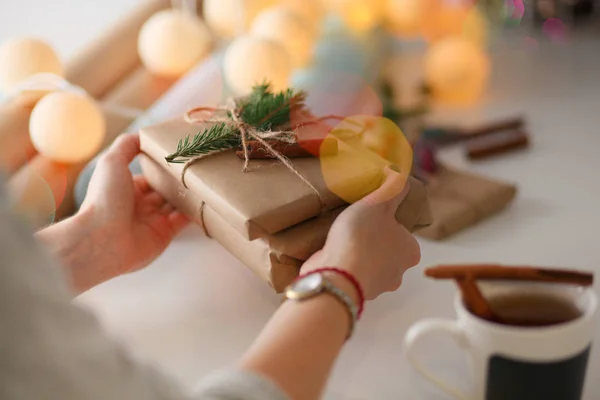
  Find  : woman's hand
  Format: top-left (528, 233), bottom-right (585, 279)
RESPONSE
top-left (239, 168), bottom-right (421, 400)
top-left (37, 133), bottom-right (188, 293)
top-left (301, 167), bottom-right (421, 299)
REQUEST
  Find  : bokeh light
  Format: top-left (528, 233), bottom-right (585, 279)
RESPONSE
top-left (324, 0), bottom-right (385, 33)
top-left (504, 0), bottom-right (525, 24)
top-left (291, 69), bottom-right (382, 118)
top-left (38, 160), bottom-right (68, 209)
top-left (320, 116), bottom-right (412, 204)
top-left (281, 0), bottom-right (325, 31)
top-left (462, 7), bottom-right (489, 47)
top-left (8, 170), bottom-right (56, 228)
top-left (203, 0), bottom-right (278, 38)
top-left (543, 18), bottom-right (568, 43)
top-left (536, 0), bottom-right (557, 20)
top-left (421, 0), bottom-right (471, 43)
top-left (385, 0), bottom-right (425, 38)
top-left (313, 28), bottom-right (370, 77)
top-left (424, 36), bottom-right (491, 106)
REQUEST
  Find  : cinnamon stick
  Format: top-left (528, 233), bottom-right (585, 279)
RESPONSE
top-left (426, 116), bottom-right (526, 145)
top-left (455, 276), bottom-right (499, 321)
top-left (235, 137), bottom-right (338, 159)
top-left (466, 130), bottom-right (530, 160)
top-left (426, 264), bottom-right (594, 286)
top-left (460, 117), bottom-right (526, 137)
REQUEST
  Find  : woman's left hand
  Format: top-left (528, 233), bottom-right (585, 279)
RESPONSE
top-left (38, 133), bottom-right (188, 293)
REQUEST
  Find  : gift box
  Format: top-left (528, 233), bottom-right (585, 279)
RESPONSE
top-left (140, 154), bottom-right (430, 292)
top-left (416, 166), bottom-right (517, 240)
top-left (140, 114), bottom-right (432, 241)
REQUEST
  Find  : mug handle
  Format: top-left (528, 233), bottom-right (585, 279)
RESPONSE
top-left (404, 319), bottom-right (471, 400)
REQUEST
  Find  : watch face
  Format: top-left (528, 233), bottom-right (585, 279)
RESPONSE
top-left (292, 273), bottom-right (323, 294)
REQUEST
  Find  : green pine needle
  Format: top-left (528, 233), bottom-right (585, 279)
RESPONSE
top-left (236, 81), bottom-right (306, 131)
top-left (165, 122), bottom-right (240, 164)
top-left (165, 83), bottom-right (307, 164)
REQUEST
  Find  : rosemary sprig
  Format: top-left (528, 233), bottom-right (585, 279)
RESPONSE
top-left (165, 122), bottom-right (240, 164)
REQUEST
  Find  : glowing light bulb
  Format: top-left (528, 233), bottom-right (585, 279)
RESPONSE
top-left (281, 0), bottom-right (325, 30)
top-left (138, 9), bottom-right (212, 77)
top-left (385, 0), bottom-right (425, 38)
top-left (30, 91), bottom-right (106, 163)
top-left (250, 6), bottom-right (316, 67)
top-left (0, 37), bottom-right (63, 93)
top-left (325, 0), bottom-right (385, 33)
top-left (204, 0), bottom-right (278, 38)
top-left (424, 37), bottom-right (491, 106)
top-left (224, 35), bottom-right (292, 95)
top-left (421, 0), bottom-right (487, 45)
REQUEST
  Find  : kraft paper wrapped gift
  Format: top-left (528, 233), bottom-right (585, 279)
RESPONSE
top-left (140, 117), bottom-right (432, 241)
top-left (140, 155), bottom-right (430, 292)
top-left (416, 166), bottom-right (517, 240)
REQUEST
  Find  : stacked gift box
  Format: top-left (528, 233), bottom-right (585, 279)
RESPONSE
top-left (138, 95), bottom-right (432, 292)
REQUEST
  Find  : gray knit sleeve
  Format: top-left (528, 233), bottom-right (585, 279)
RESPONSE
top-left (0, 180), bottom-right (289, 400)
top-left (193, 370), bottom-right (291, 400)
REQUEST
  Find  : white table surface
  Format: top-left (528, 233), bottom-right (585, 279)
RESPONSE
top-left (2, 2), bottom-right (600, 399)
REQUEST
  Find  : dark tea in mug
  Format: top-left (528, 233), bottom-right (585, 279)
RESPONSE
top-left (484, 293), bottom-right (583, 327)
top-left (405, 283), bottom-right (597, 400)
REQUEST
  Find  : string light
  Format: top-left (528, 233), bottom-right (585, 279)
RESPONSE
top-left (250, 6), bottom-right (316, 67)
top-left (424, 36), bottom-right (491, 106)
top-left (138, 8), bottom-right (212, 77)
top-left (0, 38), bottom-right (63, 93)
top-left (224, 35), bottom-right (292, 95)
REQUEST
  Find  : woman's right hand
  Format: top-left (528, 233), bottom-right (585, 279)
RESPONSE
top-left (301, 167), bottom-right (421, 300)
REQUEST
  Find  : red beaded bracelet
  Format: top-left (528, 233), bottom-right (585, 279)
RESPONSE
top-left (295, 267), bottom-right (365, 319)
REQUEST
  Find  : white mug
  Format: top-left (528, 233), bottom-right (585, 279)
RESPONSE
top-left (404, 282), bottom-right (597, 400)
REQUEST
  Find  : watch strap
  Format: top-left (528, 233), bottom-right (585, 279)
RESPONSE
top-left (322, 278), bottom-right (358, 340)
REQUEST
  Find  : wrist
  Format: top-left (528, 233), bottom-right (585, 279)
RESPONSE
top-left (295, 267), bottom-right (365, 320)
top-left (322, 272), bottom-right (360, 309)
top-left (36, 209), bottom-right (114, 294)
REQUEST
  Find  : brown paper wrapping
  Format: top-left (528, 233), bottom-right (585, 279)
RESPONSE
top-left (0, 0), bottom-right (172, 175)
top-left (140, 155), bottom-right (429, 292)
top-left (8, 68), bottom-right (176, 227)
top-left (416, 166), bottom-right (517, 240)
top-left (140, 118), bottom-right (431, 240)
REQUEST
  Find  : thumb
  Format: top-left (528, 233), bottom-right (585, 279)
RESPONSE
top-left (359, 166), bottom-right (410, 208)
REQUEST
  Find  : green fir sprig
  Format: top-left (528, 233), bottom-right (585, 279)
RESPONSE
top-left (164, 122), bottom-right (240, 164)
top-left (165, 82), bottom-right (306, 164)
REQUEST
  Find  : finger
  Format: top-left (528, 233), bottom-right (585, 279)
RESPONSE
top-left (143, 191), bottom-right (166, 208)
top-left (168, 211), bottom-right (189, 234)
top-left (160, 203), bottom-right (174, 215)
top-left (104, 133), bottom-right (140, 165)
top-left (133, 175), bottom-right (151, 194)
top-left (386, 276), bottom-right (403, 293)
top-left (358, 166), bottom-right (410, 208)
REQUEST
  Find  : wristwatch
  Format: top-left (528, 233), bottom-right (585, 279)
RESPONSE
top-left (285, 272), bottom-right (358, 339)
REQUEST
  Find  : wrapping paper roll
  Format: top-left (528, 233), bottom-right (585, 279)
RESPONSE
top-left (8, 67), bottom-right (177, 228)
top-left (0, 0), bottom-right (170, 175)
top-left (66, 0), bottom-right (170, 98)
top-left (0, 102), bottom-right (37, 173)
